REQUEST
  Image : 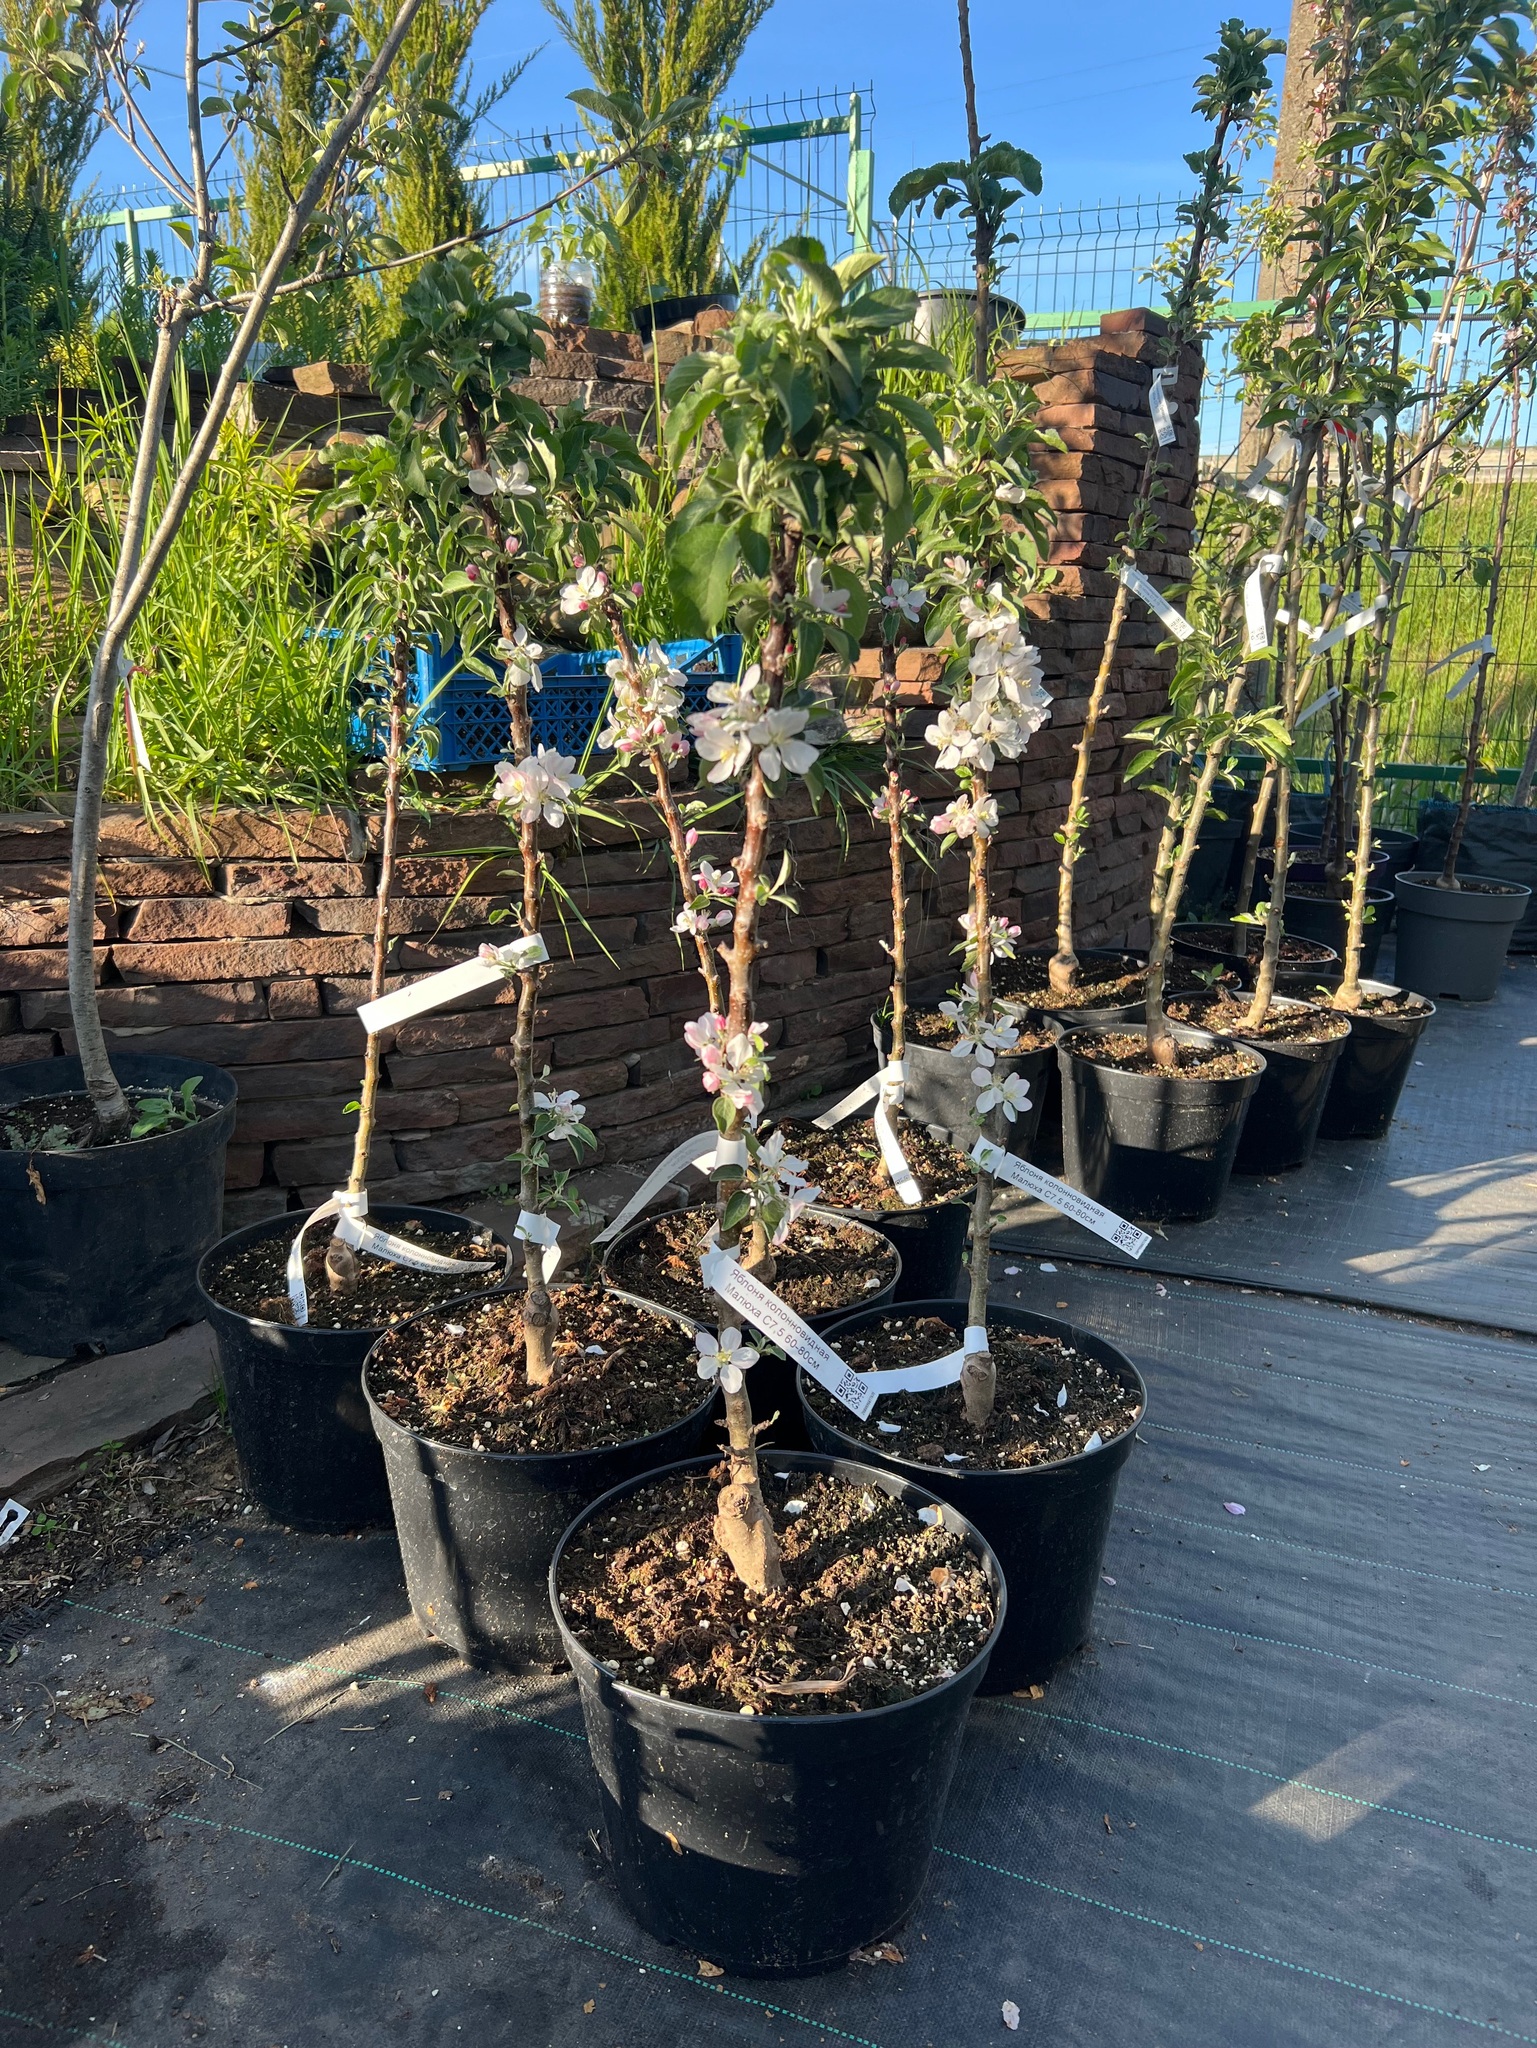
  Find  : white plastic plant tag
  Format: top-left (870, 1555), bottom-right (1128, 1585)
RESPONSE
top-left (514, 1208), bottom-right (563, 1281)
top-left (970, 1138), bottom-right (1151, 1258)
top-left (0, 1498), bottom-right (31, 1549)
top-left (1303, 514), bottom-right (1327, 543)
top-left (1428, 634), bottom-right (1494, 700)
top-left (355, 932), bottom-right (550, 1036)
top-left (1309, 597), bottom-right (1383, 658)
top-left (812, 1073), bottom-right (879, 1129)
top-left (1243, 482), bottom-right (1288, 509)
top-left (286, 1187), bottom-right (367, 1325)
top-left (591, 1131), bottom-right (719, 1244)
top-left (122, 683), bottom-right (151, 770)
top-left (1243, 553), bottom-right (1284, 656)
top-left (872, 1090), bottom-right (923, 1207)
top-left (1239, 432), bottom-right (1299, 490)
top-left (699, 1244), bottom-right (876, 1420)
top-left (1148, 365), bottom-right (1178, 447)
top-left (855, 1325), bottom-right (991, 1396)
top-left (1295, 686), bottom-right (1341, 727)
top-left (336, 1209), bottom-right (498, 1278)
top-left (1119, 562), bottom-right (1195, 642)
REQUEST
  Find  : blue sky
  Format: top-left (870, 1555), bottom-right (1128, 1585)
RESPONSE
top-left (88, 0), bottom-right (1291, 209)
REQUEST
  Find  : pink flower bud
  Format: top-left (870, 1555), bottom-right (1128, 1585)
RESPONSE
top-left (464, 564), bottom-right (480, 582)
top-left (684, 828), bottom-right (698, 851)
top-left (505, 536), bottom-right (520, 555)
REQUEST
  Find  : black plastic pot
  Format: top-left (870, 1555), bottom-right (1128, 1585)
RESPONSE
top-left (902, 1036), bottom-right (1051, 1157)
top-left (1171, 922), bottom-right (1341, 996)
top-left (0, 1052), bottom-right (237, 1355)
top-left (366, 1289), bottom-right (718, 1669)
top-left (1391, 871), bottom-right (1532, 1001)
top-left (877, 1198), bottom-right (971, 1301)
top-left (1316, 979), bottom-right (1435, 1141)
top-left (549, 1451), bottom-right (1005, 1975)
top-left (1184, 789), bottom-right (1255, 914)
top-left (1014, 947), bottom-right (1149, 1032)
top-left (804, 1300), bottom-right (1144, 1691)
top-left (197, 1206), bottom-right (506, 1533)
top-left (1059, 1022), bottom-right (1265, 1224)
top-left (1415, 801), bottom-right (1537, 949)
top-left (1221, 997), bottom-right (1352, 1174)
top-left (1283, 888), bottom-right (1392, 975)
top-left (599, 1204), bottom-right (901, 1451)
top-left (630, 292), bottom-right (738, 340)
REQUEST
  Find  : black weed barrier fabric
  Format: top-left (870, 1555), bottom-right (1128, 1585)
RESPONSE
top-left (3, 1255), bottom-right (1534, 2047)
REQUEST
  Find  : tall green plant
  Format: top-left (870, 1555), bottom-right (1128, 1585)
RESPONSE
top-left (544, 0), bottom-right (771, 319)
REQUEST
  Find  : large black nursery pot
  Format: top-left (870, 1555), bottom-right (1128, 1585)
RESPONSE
top-left (1059, 1022), bottom-right (1264, 1224)
top-left (1282, 887), bottom-right (1392, 974)
top-left (366, 1290), bottom-right (718, 1669)
top-left (1184, 788), bottom-right (1255, 914)
top-left (599, 1204), bottom-right (900, 1451)
top-left (548, 1450), bottom-right (1006, 1976)
top-left (197, 1206), bottom-right (505, 1534)
top-left (1415, 801), bottom-right (1537, 949)
top-left (804, 1300), bottom-right (1145, 1693)
top-left (1171, 922), bottom-right (1340, 996)
top-left (0, 1051), bottom-right (236, 1355)
top-left (1317, 980), bottom-right (1435, 1141)
top-left (1391, 871), bottom-right (1531, 1002)
top-left (1226, 997), bottom-right (1352, 1175)
top-left (902, 1034), bottom-right (1051, 1160)
top-left (1000, 949), bottom-right (1148, 1173)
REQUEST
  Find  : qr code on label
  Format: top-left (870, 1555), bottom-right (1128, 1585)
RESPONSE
top-left (1110, 1221), bottom-right (1145, 1252)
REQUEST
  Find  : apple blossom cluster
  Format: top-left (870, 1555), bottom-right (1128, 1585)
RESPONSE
top-left (924, 586), bottom-right (1052, 774)
top-left (672, 858), bottom-right (738, 939)
top-left (742, 1127), bottom-right (820, 1245)
top-left (559, 565), bottom-right (610, 617)
top-left (694, 1326), bottom-right (760, 1395)
top-left (938, 983), bottom-right (1022, 1065)
top-left (688, 665), bottom-right (820, 787)
top-left (871, 780), bottom-right (918, 825)
top-left (491, 747), bottom-right (584, 828)
top-left (467, 456), bottom-right (538, 500)
top-left (495, 623), bottom-right (545, 695)
top-left (958, 906), bottom-right (1023, 971)
top-left (682, 1012), bottom-right (773, 1119)
top-left (930, 790), bottom-right (998, 841)
top-left (598, 640), bottom-right (691, 761)
top-left (532, 1086), bottom-right (588, 1148)
top-left (880, 575), bottom-right (927, 624)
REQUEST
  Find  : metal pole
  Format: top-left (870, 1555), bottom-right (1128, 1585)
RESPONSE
top-left (846, 91), bottom-right (874, 254)
top-left (124, 208), bottom-right (143, 289)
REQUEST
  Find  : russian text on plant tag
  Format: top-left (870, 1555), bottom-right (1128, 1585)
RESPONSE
top-left (1119, 563), bottom-right (1195, 642)
top-left (700, 1244), bottom-right (877, 1420)
top-left (1148, 365), bottom-right (1178, 448)
top-left (970, 1138), bottom-right (1150, 1258)
top-left (1243, 553), bottom-right (1284, 657)
top-left (355, 932), bottom-right (550, 1035)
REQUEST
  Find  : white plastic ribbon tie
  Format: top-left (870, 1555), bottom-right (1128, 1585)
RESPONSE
top-left (872, 1069), bottom-right (923, 1208)
top-left (714, 1134), bottom-right (748, 1170)
top-left (1303, 514), bottom-right (1327, 543)
top-left (591, 1129), bottom-right (719, 1245)
top-left (286, 1188), bottom-right (497, 1326)
top-left (1243, 552), bottom-right (1285, 656)
top-left (1295, 686), bottom-right (1341, 727)
top-left (1307, 597), bottom-right (1384, 659)
top-left (514, 1208), bottom-right (563, 1282)
top-left (0, 1498), bottom-right (31, 1549)
top-left (970, 1138), bottom-right (1150, 1258)
top-left (1148, 365), bottom-right (1178, 448)
top-left (122, 683), bottom-right (151, 771)
top-left (699, 1243), bottom-right (876, 1420)
top-left (356, 932), bottom-right (551, 1036)
top-left (1430, 634), bottom-right (1495, 700)
top-left (1238, 433), bottom-right (1300, 491)
top-left (1119, 562), bottom-right (1195, 642)
top-left (812, 1074), bottom-right (879, 1128)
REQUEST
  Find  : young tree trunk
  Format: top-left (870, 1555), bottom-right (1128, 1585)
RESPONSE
top-left (1233, 761), bottom-right (1275, 917)
top-left (955, 0), bottom-right (989, 385)
top-left (63, 0), bottom-right (428, 1131)
top-left (1145, 693), bottom-right (1246, 1065)
top-left (1050, 572), bottom-right (1131, 993)
top-left (961, 824), bottom-right (997, 1428)
top-left (881, 649), bottom-right (910, 1076)
top-left (1441, 372), bottom-right (1521, 887)
top-left (327, 619), bottom-right (410, 1292)
top-left (709, 529), bottom-right (802, 1596)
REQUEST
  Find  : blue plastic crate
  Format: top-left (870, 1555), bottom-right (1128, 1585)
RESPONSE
top-left (350, 634), bottom-right (743, 770)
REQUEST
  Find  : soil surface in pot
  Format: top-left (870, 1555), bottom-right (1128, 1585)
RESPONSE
top-left (606, 1205), bottom-right (897, 1322)
top-left (556, 1464), bottom-right (995, 1713)
top-left (1067, 1031), bottom-right (1263, 1081)
top-left (777, 1115), bottom-right (972, 1213)
top-left (367, 1284), bottom-right (702, 1454)
top-left (1, 1086), bottom-right (222, 1152)
top-left (1166, 994), bottom-right (1350, 1046)
top-left (808, 1312), bottom-right (1141, 1470)
top-left (908, 1008), bottom-right (1056, 1055)
top-left (1181, 925), bottom-right (1336, 964)
top-left (1315, 987), bottom-right (1434, 1020)
top-left (206, 1218), bottom-right (505, 1330)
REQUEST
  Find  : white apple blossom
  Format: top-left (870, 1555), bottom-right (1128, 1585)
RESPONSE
top-left (467, 456), bottom-right (539, 499)
top-left (496, 624), bottom-right (546, 693)
top-left (958, 906), bottom-right (1023, 967)
top-left (806, 557), bottom-right (851, 617)
top-left (598, 640), bottom-right (689, 759)
top-left (974, 1069), bottom-right (1032, 1121)
top-left (881, 577), bottom-right (927, 623)
top-left (753, 705), bottom-right (818, 782)
top-left (695, 1326), bottom-right (760, 1395)
top-left (683, 1012), bottom-right (771, 1119)
top-left (534, 1087), bottom-right (588, 1145)
top-left (931, 791), bottom-right (998, 840)
top-left (492, 747), bottom-right (584, 827)
top-left (559, 565), bottom-right (609, 616)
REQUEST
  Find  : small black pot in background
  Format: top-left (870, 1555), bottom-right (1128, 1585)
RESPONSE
top-left (1317, 980), bottom-right (1436, 1141)
top-left (1172, 923), bottom-right (1341, 997)
top-left (367, 1289), bottom-right (719, 1670)
top-left (598, 1204), bottom-right (900, 1451)
top-left (1224, 997), bottom-right (1352, 1175)
top-left (997, 950), bottom-right (1149, 1172)
top-left (549, 1451), bottom-right (1005, 1975)
top-left (1059, 1022), bottom-right (1264, 1224)
top-left (867, 1196), bottom-right (971, 1303)
top-left (806, 1300), bottom-right (1145, 1691)
top-left (0, 1052), bottom-right (237, 1356)
top-left (902, 1035), bottom-right (1052, 1159)
top-left (197, 1205), bottom-right (506, 1533)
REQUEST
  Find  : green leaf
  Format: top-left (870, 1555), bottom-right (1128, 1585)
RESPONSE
top-left (669, 520), bottom-right (740, 634)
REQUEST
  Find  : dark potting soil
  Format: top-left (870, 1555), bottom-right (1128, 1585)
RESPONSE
top-left (1166, 994), bottom-right (1350, 1046)
top-left (1317, 987), bottom-right (1434, 1021)
top-left (1182, 925), bottom-right (1335, 964)
top-left (807, 1313), bottom-right (1142, 1470)
top-left (0, 1087), bottom-right (221, 1153)
top-left (606, 1205), bottom-right (898, 1322)
top-left (367, 1284), bottom-right (704, 1454)
top-left (777, 1115), bottom-right (973, 1214)
top-left (554, 1464), bottom-right (996, 1714)
top-left (995, 956), bottom-right (1206, 1008)
top-left (1067, 1031), bottom-right (1264, 1081)
top-left (205, 1219), bottom-right (507, 1330)
top-left (907, 1008), bottom-right (1056, 1055)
